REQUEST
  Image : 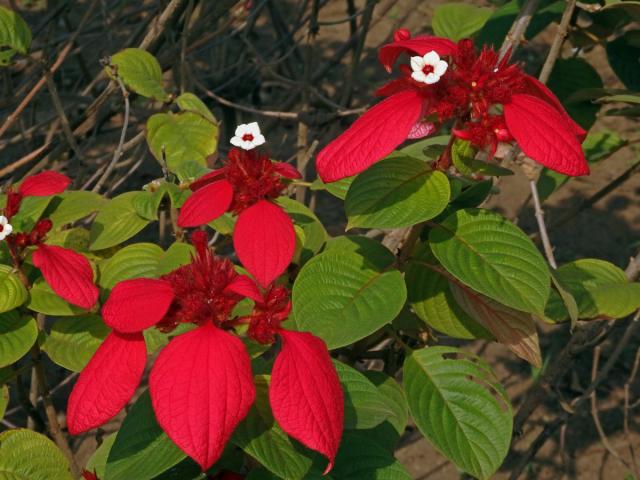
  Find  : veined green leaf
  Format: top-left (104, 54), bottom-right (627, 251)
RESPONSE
top-left (109, 48), bottom-right (168, 100)
top-left (0, 429), bottom-right (73, 479)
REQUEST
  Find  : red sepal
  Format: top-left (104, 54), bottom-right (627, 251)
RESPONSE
top-left (102, 278), bottom-right (174, 333)
top-left (272, 161), bottom-right (302, 179)
top-left (233, 200), bottom-right (295, 288)
top-left (18, 171), bottom-right (71, 197)
top-left (189, 168), bottom-right (227, 191)
top-left (504, 94), bottom-right (589, 177)
top-left (270, 330), bottom-right (344, 474)
top-left (67, 332), bottom-right (146, 434)
top-left (316, 90), bottom-right (423, 182)
top-left (224, 275), bottom-right (263, 303)
top-left (379, 35), bottom-right (457, 72)
top-left (33, 245), bottom-right (98, 309)
top-left (177, 179), bottom-right (234, 228)
top-left (149, 324), bottom-right (255, 470)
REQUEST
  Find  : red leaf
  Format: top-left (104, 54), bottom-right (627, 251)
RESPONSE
top-left (18, 171), bottom-right (71, 196)
top-left (67, 332), bottom-right (146, 434)
top-left (270, 330), bottom-right (344, 473)
top-left (190, 168), bottom-right (227, 191)
top-left (178, 180), bottom-right (234, 228)
top-left (149, 324), bottom-right (255, 470)
top-left (233, 200), bottom-right (294, 288)
top-left (379, 35), bottom-right (457, 72)
top-left (272, 161), bottom-right (302, 179)
top-left (316, 90), bottom-right (424, 182)
top-left (504, 94), bottom-right (589, 176)
top-left (33, 245), bottom-right (98, 309)
top-left (224, 275), bottom-right (263, 303)
top-left (102, 278), bottom-right (174, 333)
top-left (521, 76), bottom-right (587, 141)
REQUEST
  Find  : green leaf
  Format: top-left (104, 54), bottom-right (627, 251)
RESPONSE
top-left (42, 316), bottom-right (109, 372)
top-left (90, 192), bottom-right (150, 251)
top-left (293, 246), bottom-right (407, 349)
top-left (156, 242), bottom-right (194, 275)
top-left (325, 235), bottom-right (396, 269)
top-left (99, 243), bottom-right (164, 289)
top-left (85, 434), bottom-right (117, 479)
top-left (106, 391), bottom-right (186, 480)
top-left (27, 278), bottom-right (87, 316)
top-left (176, 93), bottom-right (216, 122)
top-left (0, 264), bottom-right (28, 314)
top-left (48, 191), bottom-right (105, 227)
top-left (333, 361), bottom-right (395, 429)
top-left (345, 156), bottom-right (450, 229)
top-left (109, 48), bottom-right (168, 100)
top-left (607, 31), bottom-right (640, 90)
top-left (433, 3), bottom-right (493, 41)
top-left (545, 259), bottom-right (640, 321)
top-left (451, 139), bottom-right (513, 177)
top-left (547, 58), bottom-right (603, 129)
top-left (363, 371), bottom-right (409, 450)
top-left (10, 195), bottom-right (52, 232)
top-left (208, 212), bottom-right (236, 235)
top-left (550, 270), bottom-right (579, 327)
top-left (233, 376), bottom-right (318, 480)
top-left (45, 227), bottom-right (91, 252)
top-left (310, 176), bottom-right (354, 200)
top-left (406, 245), bottom-right (490, 339)
top-left (0, 6), bottom-right (31, 66)
top-left (147, 112), bottom-right (218, 172)
top-left (132, 190), bottom-right (164, 221)
top-left (332, 431), bottom-right (412, 479)
top-left (0, 429), bottom-right (73, 479)
top-left (451, 283), bottom-right (542, 366)
top-left (277, 197), bottom-right (327, 264)
top-left (404, 346), bottom-right (512, 479)
top-left (429, 208), bottom-right (550, 314)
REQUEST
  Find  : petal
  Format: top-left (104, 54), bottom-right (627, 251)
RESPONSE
top-left (190, 168), bottom-right (226, 191)
top-left (316, 90), bottom-right (424, 182)
top-left (435, 60), bottom-right (448, 76)
top-left (230, 137), bottom-right (242, 147)
top-left (67, 332), bottom-right (146, 434)
top-left (224, 275), bottom-right (263, 303)
top-left (270, 330), bottom-right (344, 473)
top-left (33, 245), bottom-right (98, 309)
top-left (425, 73), bottom-right (439, 84)
top-left (150, 324), bottom-right (255, 470)
top-left (411, 71), bottom-right (427, 83)
top-left (504, 94), bottom-right (589, 176)
top-left (177, 179), bottom-right (233, 228)
top-left (379, 35), bottom-right (457, 72)
top-left (253, 135), bottom-right (266, 146)
top-left (102, 278), bottom-right (174, 333)
top-left (272, 161), bottom-right (302, 179)
top-left (233, 201), bottom-right (295, 288)
top-left (423, 50), bottom-right (440, 65)
top-left (19, 171), bottom-right (71, 197)
top-left (410, 56), bottom-right (425, 71)
top-left (520, 76), bottom-right (587, 141)
top-left (246, 122), bottom-right (260, 135)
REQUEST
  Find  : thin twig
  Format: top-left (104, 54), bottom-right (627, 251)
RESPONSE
top-left (529, 179), bottom-right (557, 268)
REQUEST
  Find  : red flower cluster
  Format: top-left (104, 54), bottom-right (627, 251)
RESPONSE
top-left (68, 231), bottom-right (344, 473)
top-left (1, 171), bottom-right (98, 309)
top-left (317, 31), bottom-right (589, 182)
top-left (177, 147), bottom-right (300, 287)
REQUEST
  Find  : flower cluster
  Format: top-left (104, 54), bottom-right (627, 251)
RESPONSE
top-left (1, 171), bottom-right (98, 309)
top-left (68, 125), bottom-right (344, 473)
top-left (317, 31), bottom-right (589, 182)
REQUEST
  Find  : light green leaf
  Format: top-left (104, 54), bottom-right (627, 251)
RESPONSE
top-left (277, 197), bottom-right (327, 264)
top-left (9, 195), bottom-right (52, 232)
top-left (0, 429), bottom-right (73, 479)
top-left (293, 246), bottom-right (407, 349)
top-left (27, 278), bottom-right (87, 316)
top-left (109, 48), bottom-right (168, 100)
top-left (0, 6), bottom-right (31, 66)
top-left (45, 227), bottom-right (91, 252)
top-left (90, 192), bottom-right (150, 251)
top-left (433, 3), bottom-right (493, 41)
top-left (333, 361), bottom-right (395, 430)
top-left (147, 112), bottom-right (218, 172)
top-left (345, 156), bottom-right (450, 229)
top-left (48, 191), bottom-right (105, 227)
top-left (451, 139), bottom-right (513, 177)
top-left (429, 208), bottom-right (551, 315)
top-left (85, 434), bottom-right (116, 479)
top-left (404, 346), bottom-right (512, 479)
top-left (310, 176), bottom-right (354, 200)
top-left (132, 190), bottom-right (164, 221)
top-left (156, 242), bottom-right (194, 276)
top-left (106, 391), bottom-right (186, 480)
top-left (176, 93), bottom-right (216, 122)
top-left (0, 264), bottom-right (28, 314)
top-left (325, 236), bottom-right (396, 269)
top-left (99, 243), bottom-right (164, 289)
top-left (42, 316), bottom-right (109, 372)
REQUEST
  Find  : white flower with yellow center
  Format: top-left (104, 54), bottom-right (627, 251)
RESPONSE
top-left (410, 51), bottom-right (448, 85)
top-left (0, 215), bottom-right (13, 241)
top-left (230, 122), bottom-right (266, 150)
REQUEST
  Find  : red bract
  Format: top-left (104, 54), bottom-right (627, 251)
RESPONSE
top-left (68, 233), bottom-right (343, 473)
top-left (1, 171), bottom-right (99, 309)
top-left (317, 34), bottom-right (589, 181)
top-left (177, 147), bottom-right (298, 287)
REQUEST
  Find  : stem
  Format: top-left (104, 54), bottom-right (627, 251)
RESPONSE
top-left (529, 179), bottom-right (557, 269)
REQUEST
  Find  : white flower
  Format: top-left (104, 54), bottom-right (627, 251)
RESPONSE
top-left (0, 215), bottom-right (13, 241)
top-left (410, 51), bottom-right (448, 85)
top-left (230, 122), bottom-right (266, 150)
